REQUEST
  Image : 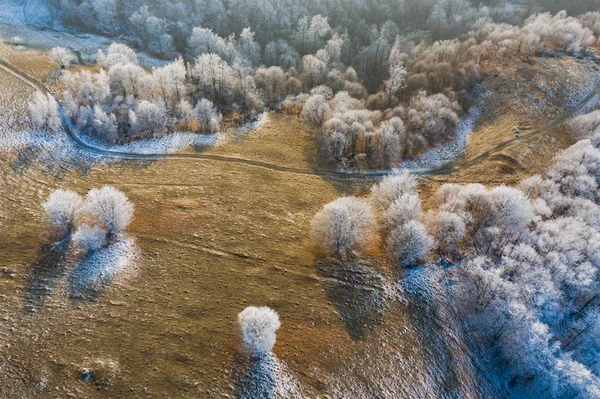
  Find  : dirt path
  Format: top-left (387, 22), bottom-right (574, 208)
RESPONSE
top-left (2, 56), bottom-right (599, 181)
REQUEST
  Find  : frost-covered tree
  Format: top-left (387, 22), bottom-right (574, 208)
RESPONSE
top-left (238, 306), bottom-right (281, 358)
top-left (84, 186), bottom-right (134, 241)
top-left (175, 99), bottom-right (195, 129)
top-left (194, 99), bottom-right (221, 133)
top-left (311, 197), bottom-right (375, 260)
top-left (29, 92), bottom-right (62, 132)
top-left (91, 104), bottom-right (118, 142)
top-left (254, 66), bottom-right (286, 102)
top-left (188, 26), bottom-right (229, 59)
top-left (427, 2), bottom-right (448, 37)
top-left (152, 58), bottom-right (188, 109)
top-left (387, 220), bottom-right (432, 267)
top-left (72, 224), bottom-right (107, 253)
top-left (383, 193), bottom-right (421, 228)
top-left (129, 6), bottom-right (175, 56)
top-left (133, 100), bottom-right (166, 134)
top-left (108, 62), bottom-right (145, 98)
top-left (423, 135), bottom-right (600, 397)
top-left (89, 0), bottom-right (117, 34)
top-left (385, 61), bottom-right (406, 106)
top-left (236, 27), bottom-right (261, 67)
top-left (103, 43), bottom-right (138, 69)
top-left (42, 189), bottom-right (84, 236)
top-left (51, 47), bottom-right (73, 69)
top-left (427, 210), bottom-right (466, 258)
top-left (301, 55), bottom-right (327, 89)
top-left (371, 172), bottom-right (418, 210)
top-left (301, 94), bottom-right (329, 125)
top-left (191, 53), bottom-right (234, 103)
top-left (569, 110), bottom-right (600, 140)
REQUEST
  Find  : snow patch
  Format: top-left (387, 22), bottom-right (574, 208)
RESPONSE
top-left (232, 354), bottom-right (308, 398)
top-left (69, 235), bottom-right (137, 300)
top-left (237, 112), bottom-right (269, 136)
top-left (80, 131), bottom-right (224, 155)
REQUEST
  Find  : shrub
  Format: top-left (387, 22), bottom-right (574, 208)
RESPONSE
top-left (42, 189), bottom-right (84, 236)
top-left (237, 306), bottom-right (281, 358)
top-left (84, 186), bottom-right (134, 241)
top-left (311, 197), bottom-right (375, 259)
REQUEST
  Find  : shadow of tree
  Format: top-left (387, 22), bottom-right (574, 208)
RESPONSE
top-left (399, 266), bottom-right (496, 398)
top-left (233, 354), bottom-right (279, 399)
top-left (316, 258), bottom-right (387, 341)
top-left (24, 236), bottom-right (71, 314)
top-left (68, 237), bottom-right (134, 302)
top-left (11, 144), bottom-right (40, 173)
top-left (232, 353), bottom-right (307, 399)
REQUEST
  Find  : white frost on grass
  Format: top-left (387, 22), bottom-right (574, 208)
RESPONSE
top-left (1, 127), bottom-right (104, 172)
top-left (573, 93), bottom-right (600, 118)
top-left (237, 112), bottom-right (269, 136)
top-left (0, 0), bottom-right (61, 29)
top-left (399, 264), bottom-right (505, 399)
top-left (402, 90), bottom-right (490, 171)
top-left (233, 354), bottom-right (308, 398)
top-left (69, 235), bottom-right (137, 299)
top-left (80, 131), bottom-right (224, 155)
top-left (0, 3), bottom-right (169, 68)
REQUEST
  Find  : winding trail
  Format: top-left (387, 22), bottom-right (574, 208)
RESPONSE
top-left (1, 57), bottom-right (599, 179)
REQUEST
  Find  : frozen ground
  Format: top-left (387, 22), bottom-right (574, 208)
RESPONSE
top-left (237, 112), bottom-right (269, 136)
top-left (69, 235), bottom-right (138, 301)
top-left (231, 354), bottom-right (309, 398)
top-left (400, 265), bottom-right (506, 399)
top-left (0, 0), bottom-right (169, 67)
top-left (80, 131), bottom-right (225, 155)
top-left (0, 0), bottom-right (61, 29)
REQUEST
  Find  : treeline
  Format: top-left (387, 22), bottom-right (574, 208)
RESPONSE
top-left (299, 10), bottom-right (599, 169)
top-left (49, 0), bottom-right (600, 59)
top-left (45, 1), bottom-right (600, 97)
top-left (35, 3), bottom-right (600, 161)
top-left (310, 111), bottom-right (600, 397)
top-left (34, 8), bottom-right (600, 152)
top-left (58, 43), bottom-right (225, 142)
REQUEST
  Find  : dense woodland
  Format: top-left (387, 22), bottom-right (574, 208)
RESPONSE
top-left (31, 0), bottom-right (600, 170)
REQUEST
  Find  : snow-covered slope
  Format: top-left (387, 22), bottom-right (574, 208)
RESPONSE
top-left (0, 0), bottom-right (61, 29)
